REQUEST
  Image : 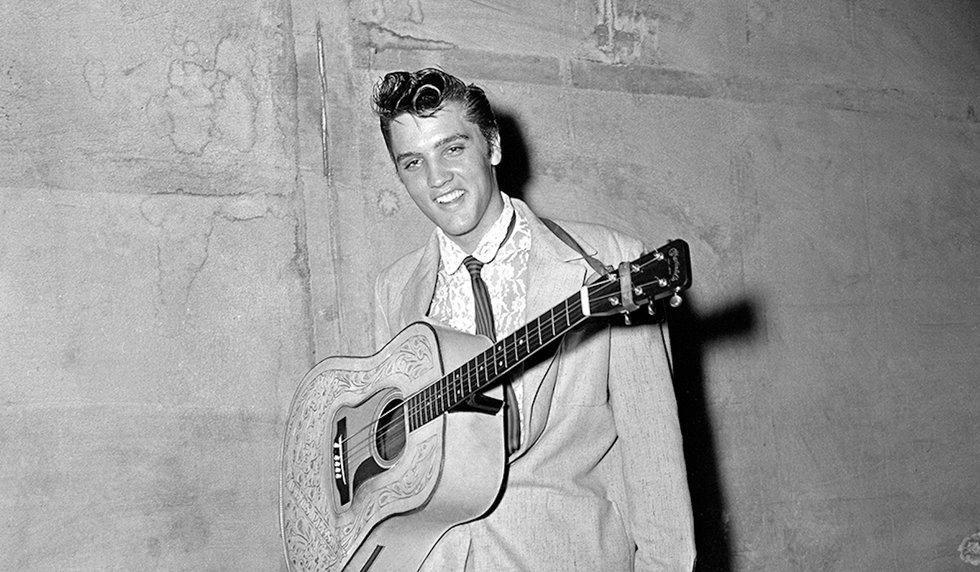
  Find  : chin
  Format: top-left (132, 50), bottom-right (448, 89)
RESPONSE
top-left (440, 216), bottom-right (479, 237)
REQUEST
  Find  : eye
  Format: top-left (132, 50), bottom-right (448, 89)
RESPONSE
top-left (445, 145), bottom-right (464, 157)
top-left (401, 158), bottom-right (421, 171)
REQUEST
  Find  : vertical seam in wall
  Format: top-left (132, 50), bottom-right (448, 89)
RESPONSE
top-left (281, 0), bottom-right (315, 406)
top-left (316, 20), bottom-right (331, 182)
top-left (312, 6), bottom-right (350, 358)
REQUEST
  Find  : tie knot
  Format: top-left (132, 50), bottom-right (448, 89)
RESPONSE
top-left (463, 256), bottom-right (484, 277)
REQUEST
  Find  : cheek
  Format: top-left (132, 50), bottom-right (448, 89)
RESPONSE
top-left (398, 172), bottom-right (424, 194)
top-left (401, 180), bottom-right (433, 210)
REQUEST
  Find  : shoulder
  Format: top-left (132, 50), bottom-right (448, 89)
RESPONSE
top-left (375, 242), bottom-right (427, 297)
top-left (513, 197), bottom-right (644, 263)
top-left (552, 218), bottom-right (644, 261)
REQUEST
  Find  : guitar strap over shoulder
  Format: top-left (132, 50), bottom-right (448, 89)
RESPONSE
top-left (540, 218), bottom-right (612, 278)
top-left (541, 217), bottom-right (670, 328)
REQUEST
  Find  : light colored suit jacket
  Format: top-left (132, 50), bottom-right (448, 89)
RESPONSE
top-left (373, 198), bottom-right (695, 571)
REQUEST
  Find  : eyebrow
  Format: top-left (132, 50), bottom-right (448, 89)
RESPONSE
top-left (394, 133), bottom-right (471, 165)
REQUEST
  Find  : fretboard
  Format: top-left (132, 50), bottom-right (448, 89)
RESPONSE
top-left (406, 290), bottom-right (588, 431)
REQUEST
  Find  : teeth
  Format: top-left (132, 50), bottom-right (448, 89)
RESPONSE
top-left (436, 190), bottom-right (464, 204)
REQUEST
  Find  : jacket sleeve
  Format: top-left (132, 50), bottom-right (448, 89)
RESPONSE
top-left (606, 236), bottom-right (696, 571)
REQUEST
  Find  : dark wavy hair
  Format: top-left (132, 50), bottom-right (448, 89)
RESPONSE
top-left (372, 68), bottom-right (499, 160)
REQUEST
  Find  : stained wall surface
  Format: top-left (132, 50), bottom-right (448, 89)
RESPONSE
top-left (0, 1), bottom-right (312, 569)
top-left (2, 0), bottom-right (979, 571)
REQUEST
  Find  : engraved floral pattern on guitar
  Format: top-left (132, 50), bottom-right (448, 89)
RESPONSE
top-left (281, 333), bottom-right (441, 571)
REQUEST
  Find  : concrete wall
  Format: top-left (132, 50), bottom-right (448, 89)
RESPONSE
top-left (0, 1), bottom-right (311, 569)
top-left (2, 0), bottom-right (978, 570)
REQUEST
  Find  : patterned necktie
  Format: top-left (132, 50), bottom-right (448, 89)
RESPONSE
top-left (463, 256), bottom-right (521, 454)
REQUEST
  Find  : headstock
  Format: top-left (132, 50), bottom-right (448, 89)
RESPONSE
top-left (587, 239), bottom-right (692, 318)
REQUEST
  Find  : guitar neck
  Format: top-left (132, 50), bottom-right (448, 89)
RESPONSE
top-left (403, 238), bottom-right (692, 432)
top-left (406, 291), bottom-right (587, 431)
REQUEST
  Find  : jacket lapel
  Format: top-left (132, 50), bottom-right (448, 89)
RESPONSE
top-left (395, 232), bottom-right (441, 332)
top-left (515, 201), bottom-right (596, 455)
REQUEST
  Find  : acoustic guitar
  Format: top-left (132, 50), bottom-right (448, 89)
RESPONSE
top-left (279, 239), bottom-right (692, 571)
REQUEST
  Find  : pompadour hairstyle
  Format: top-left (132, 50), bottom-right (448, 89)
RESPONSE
top-left (372, 68), bottom-right (499, 160)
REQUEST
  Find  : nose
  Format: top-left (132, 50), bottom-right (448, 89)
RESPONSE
top-left (426, 159), bottom-right (452, 188)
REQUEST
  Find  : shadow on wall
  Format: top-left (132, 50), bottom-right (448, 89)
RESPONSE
top-left (495, 112), bottom-right (531, 202)
top-left (497, 109), bottom-right (748, 569)
top-left (669, 292), bottom-right (758, 571)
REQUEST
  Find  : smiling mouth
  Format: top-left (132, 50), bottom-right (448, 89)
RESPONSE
top-left (435, 189), bottom-right (465, 204)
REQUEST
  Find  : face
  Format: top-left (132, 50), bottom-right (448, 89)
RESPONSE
top-left (387, 102), bottom-right (503, 253)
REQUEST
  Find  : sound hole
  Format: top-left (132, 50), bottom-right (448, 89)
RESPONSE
top-left (375, 398), bottom-right (406, 463)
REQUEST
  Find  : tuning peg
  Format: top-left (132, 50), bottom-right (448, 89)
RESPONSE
top-left (669, 289), bottom-right (683, 308)
top-left (624, 313), bottom-right (632, 326)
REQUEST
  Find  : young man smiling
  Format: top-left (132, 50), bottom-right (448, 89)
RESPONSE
top-left (386, 99), bottom-right (503, 252)
top-left (371, 68), bottom-right (695, 571)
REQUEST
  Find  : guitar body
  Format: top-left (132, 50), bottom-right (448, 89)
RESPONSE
top-left (280, 322), bottom-right (506, 572)
top-left (280, 239), bottom-right (692, 571)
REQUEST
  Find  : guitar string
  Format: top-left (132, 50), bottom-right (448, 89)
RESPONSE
top-left (333, 256), bottom-right (670, 464)
top-left (394, 254), bottom-right (672, 425)
top-left (334, 255), bottom-right (668, 463)
top-left (395, 253), bottom-right (665, 425)
top-left (334, 300), bottom-right (583, 462)
top-left (402, 298), bottom-right (584, 425)
top-left (335, 274), bottom-right (625, 464)
top-left (337, 304), bottom-right (577, 459)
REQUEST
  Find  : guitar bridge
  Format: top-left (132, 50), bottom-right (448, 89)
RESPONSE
top-left (333, 418), bottom-right (350, 506)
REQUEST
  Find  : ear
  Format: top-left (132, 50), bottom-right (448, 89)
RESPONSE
top-left (489, 131), bottom-right (502, 166)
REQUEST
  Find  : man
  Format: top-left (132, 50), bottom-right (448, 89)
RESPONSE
top-left (371, 68), bottom-right (695, 571)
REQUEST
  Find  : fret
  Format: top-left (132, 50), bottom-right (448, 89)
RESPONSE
top-left (452, 373), bottom-right (458, 404)
top-left (438, 378), bottom-right (448, 414)
top-left (468, 356), bottom-right (478, 395)
top-left (480, 351), bottom-right (490, 379)
top-left (470, 355), bottom-right (479, 393)
top-left (509, 335), bottom-right (520, 365)
top-left (517, 326), bottom-right (530, 359)
top-left (428, 385), bottom-right (436, 421)
top-left (486, 347), bottom-right (496, 379)
top-left (433, 383), bottom-right (440, 421)
top-left (474, 353), bottom-right (485, 391)
top-left (432, 384), bottom-right (439, 421)
top-left (571, 293), bottom-right (584, 322)
top-left (447, 370), bottom-right (456, 405)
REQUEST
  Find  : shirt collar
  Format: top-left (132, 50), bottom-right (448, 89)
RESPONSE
top-left (437, 192), bottom-right (515, 274)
